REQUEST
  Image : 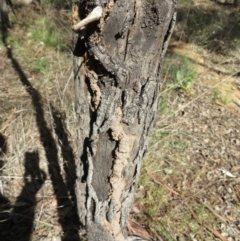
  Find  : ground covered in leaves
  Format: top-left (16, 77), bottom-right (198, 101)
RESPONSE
top-left (0, 0), bottom-right (240, 241)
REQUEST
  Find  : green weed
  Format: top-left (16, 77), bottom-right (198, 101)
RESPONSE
top-left (6, 34), bottom-right (22, 51)
top-left (168, 57), bottom-right (196, 93)
top-left (212, 88), bottom-right (230, 105)
top-left (30, 17), bottom-right (62, 48)
top-left (158, 96), bottom-right (169, 114)
top-left (0, 38), bottom-right (3, 48)
top-left (32, 58), bottom-right (48, 74)
top-left (157, 54), bottom-right (196, 116)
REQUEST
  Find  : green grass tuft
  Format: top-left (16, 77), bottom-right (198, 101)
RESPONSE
top-left (168, 56), bottom-right (196, 93)
top-left (30, 17), bottom-right (62, 48)
top-left (32, 58), bottom-right (48, 74)
top-left (212, 88), bottom-right (230, 105)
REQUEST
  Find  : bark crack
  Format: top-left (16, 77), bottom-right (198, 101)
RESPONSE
top-left (123, 0), bottom-right (137, 61)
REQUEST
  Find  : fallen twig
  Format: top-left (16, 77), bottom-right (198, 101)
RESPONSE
top-left (0, 108), bottom-right (16, 134)
top-left (198, 199), bottom-right (227, 223)
top-left (148, 172), bottom-right (180, 196)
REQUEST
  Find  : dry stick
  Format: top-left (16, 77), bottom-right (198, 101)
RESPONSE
top-left (35, 202), bottom-right (44, 229)
top-left (233, 99), bottom-right (240, 107)
top-left (187, 205), bottom-right (228, 241)
top-left (198, 199), bottom-right (227, 224)
top-left (148, 172), bottom-right (180, 196)
top-left (0, 108), bottom-right (16, 134)
top-left (12, 212), bottom-right (57, 228)
top-left (62, 71), bottom-right (73, 97)
top-left (128, 219), bottom-right (152, 240)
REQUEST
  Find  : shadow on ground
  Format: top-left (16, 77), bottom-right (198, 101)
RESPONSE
top-left (0, 24), bottom-right (80, 241)
top-left (0, 149), bottom-right (46, 241)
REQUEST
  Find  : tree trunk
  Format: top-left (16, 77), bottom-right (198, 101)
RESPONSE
top-left (72, 1), bottom-right (177, 240)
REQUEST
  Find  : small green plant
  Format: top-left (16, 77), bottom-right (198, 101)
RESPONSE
top-left (159, 54), bottom-right (196, 121)
top-left (168, 57), bottom-right (196, 93)
top-left (212, 88), bottom-right (230, 105)
top-left (33, 58), bottom-right (48, 74)
top-left (158, 95), bottom-right (172, 115)
top-left (0, 38), bottom-right (3, 48)
top-left (6, 34), bottom-right (22, 51)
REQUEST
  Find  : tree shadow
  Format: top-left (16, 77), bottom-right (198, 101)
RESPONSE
top-left (9, 151), bottom-right (46, 241)
top-left (0, 133), bottom-right (7, 156)
top-left (0, 151), bottom-right (46, 241)
top-left (173, 3), bottom-right (240, 54)
top-left (0, 134), bottom-right (45, 240)
top-left (0, 3), bottom-right (10, 45)
top-left (0, 28), bottom-right (80, 241)
top-left (0, 0), bottom-right (11, 33)
top-left (0, 134), bottom-right (11, 225)
top-left (50, 105), bottom-right (77, 200)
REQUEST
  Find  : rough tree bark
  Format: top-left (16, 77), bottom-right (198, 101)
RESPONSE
top-left (72, 1), bottom-right (177, 240)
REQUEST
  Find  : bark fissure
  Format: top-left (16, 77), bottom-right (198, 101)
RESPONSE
top-left (73, 1), bottom-right (178, 240)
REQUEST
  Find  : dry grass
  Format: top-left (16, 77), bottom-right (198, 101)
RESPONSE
top-left (0, 1), bottom-right (79, 240)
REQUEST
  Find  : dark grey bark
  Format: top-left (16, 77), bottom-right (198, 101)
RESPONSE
top-left (73, 1), bottom-right (177, 240)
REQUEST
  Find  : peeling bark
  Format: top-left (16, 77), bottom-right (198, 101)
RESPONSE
top-left (73, 1), bottom-right (178, 240)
